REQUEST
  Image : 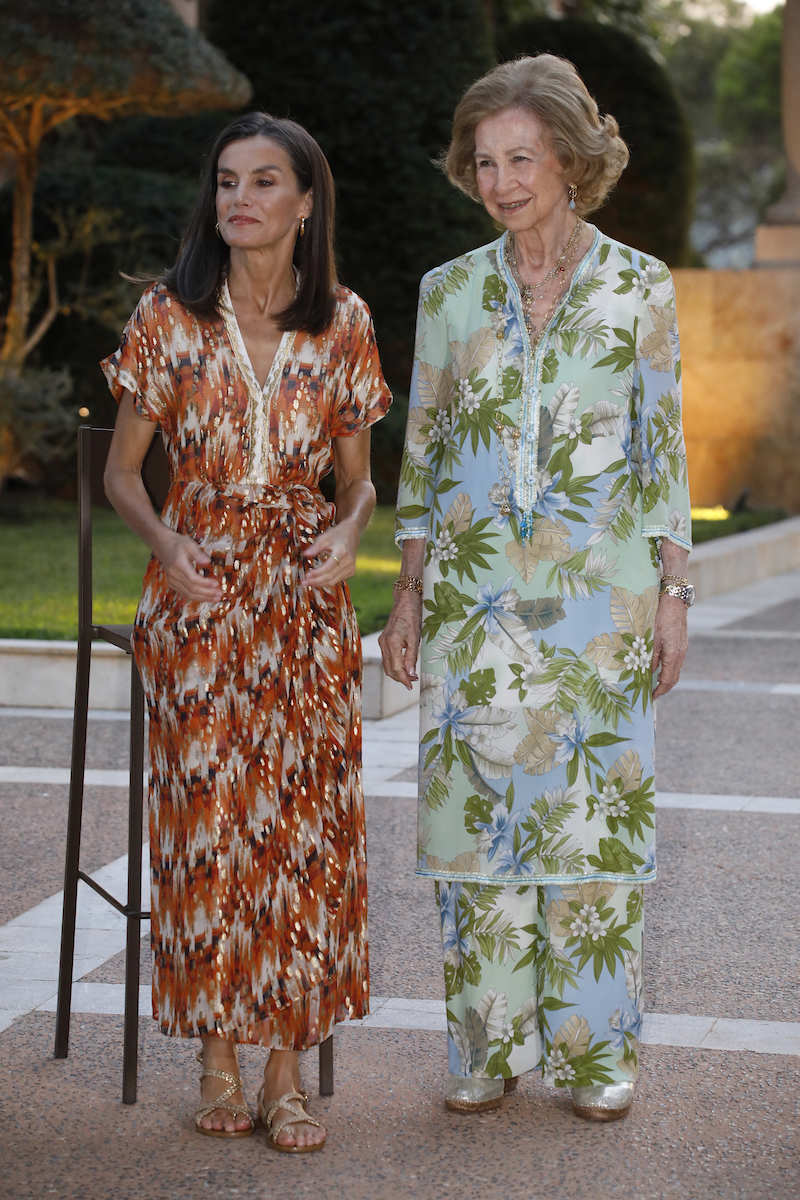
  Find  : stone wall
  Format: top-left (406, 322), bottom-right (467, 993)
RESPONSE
top-left (673, 268), bottom-right (800, 512)
top-left (676, 267), bottom-right (800, 511)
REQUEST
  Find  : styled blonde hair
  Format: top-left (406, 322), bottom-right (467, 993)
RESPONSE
top-left (444, 54), bottom-right (629, 216)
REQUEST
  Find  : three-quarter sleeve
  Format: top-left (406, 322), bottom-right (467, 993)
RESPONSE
top-left (329, 295), bottom-right (392, 437)
top-left (634, 267), bottom-right (692, 551)
top-left (394, 275), bottom-right (451, 546)
top-left (99, 286), bottom-right (174, 426)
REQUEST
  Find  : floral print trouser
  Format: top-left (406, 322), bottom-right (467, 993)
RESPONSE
top-left (437, 879), bottom-right (644, 1087)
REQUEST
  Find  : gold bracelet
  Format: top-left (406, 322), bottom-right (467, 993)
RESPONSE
top-left (661, 574), bottom-right (689, 587)
top-left (394, 575), bottom-right (423, 594)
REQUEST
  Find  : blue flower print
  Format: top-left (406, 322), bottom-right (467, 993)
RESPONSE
top-left (438, 883), bottom-right (470, 961)
top-left (609, 1006), bottom-right (642, 1050)
top-left (640, 433), bottom-right (662, 488)
top-left (551, 713), bottom-right (591, 765)
top-left (636, 847), bottom-right (656, 876)
top-left (432, 680), bottom-right (479, 744)
top-left (487, 295), bottom-right (525, 361)
top-left (532, 471), bottom-right (567, 521)
top-left (468, 578), bottom-right (517, 635)
top-left (475, 801), bottom-right (521, 863)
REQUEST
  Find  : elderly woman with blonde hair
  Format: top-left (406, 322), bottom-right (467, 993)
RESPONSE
top-left (380, 55), bottom-right (692, 1121)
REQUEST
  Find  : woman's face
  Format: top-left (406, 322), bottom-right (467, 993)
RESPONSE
top-left (215, 135), bottom-right (312, 251)
top-left (474, 107), bottom-right (568, 233)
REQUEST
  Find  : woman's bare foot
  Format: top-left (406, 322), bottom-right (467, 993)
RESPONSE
top-left (197, 1034), bottom-right (253, 1135)
top-left (260, 1049), bottom-right (326, 1150)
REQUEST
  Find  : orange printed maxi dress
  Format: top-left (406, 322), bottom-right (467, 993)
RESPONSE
top-left (101, 281), bottom-right (391, 1047)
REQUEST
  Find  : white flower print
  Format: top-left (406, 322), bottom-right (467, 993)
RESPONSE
top-left (457, 377), bottom-right (481, 415)
top-left (633, 262), bottom-right (662, 301)
top-left (431, 527), bottom-right (458, 565)
top-left (428, 408), bottom-right (452, 445)
top-left (595, 780), bottom-right (631, 820)
top-left (542, 1047), bottom-right (576, 1085)
top-left (568, 902), bottom-right (607, 942)
top-left (623, 635), bottom-right (649, 673)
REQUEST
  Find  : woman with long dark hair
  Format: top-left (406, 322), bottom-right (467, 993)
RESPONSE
top-left (102, 112), bottom-right (391, 1151)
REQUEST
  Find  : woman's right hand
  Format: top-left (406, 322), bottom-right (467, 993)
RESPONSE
top-left (159, 531), bottom-right (222, 603)
top-left (378, 594), bottom-right (422, 690)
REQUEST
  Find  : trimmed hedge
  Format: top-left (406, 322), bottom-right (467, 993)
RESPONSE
top-left (497, 18), bottom-right (694, 265)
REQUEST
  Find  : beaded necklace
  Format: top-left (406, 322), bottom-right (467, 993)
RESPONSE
top-left (506, 220), bottom-right (583, 347)
top-left (497, 221), bottom-right (588, 539)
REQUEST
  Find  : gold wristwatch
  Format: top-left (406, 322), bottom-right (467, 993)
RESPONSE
top-left (658, 575), bottom-right (695, 607)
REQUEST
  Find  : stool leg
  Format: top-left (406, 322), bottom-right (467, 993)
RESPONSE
top-left (55, 634), bottom-right (91, 1060)
top-left (122, 658), bottom-right (146, 1105)
top-left (318, 1035), bottom-right (334, 1095)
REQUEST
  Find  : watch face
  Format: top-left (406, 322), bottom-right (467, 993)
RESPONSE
top-left (685, 584), bottom-right (696, 607)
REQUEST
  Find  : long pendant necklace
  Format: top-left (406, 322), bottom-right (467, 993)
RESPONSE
top-left (499, 220), bottom-right (584, 538)
top-left (506, 219), bottom-right (582, 345)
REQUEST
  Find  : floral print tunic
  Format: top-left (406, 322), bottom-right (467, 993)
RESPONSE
top-left (101, 281), bottom-right (391, 1046)
top-left (395, 227), bottom-right (691, 888)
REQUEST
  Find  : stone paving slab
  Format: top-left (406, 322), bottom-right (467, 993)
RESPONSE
top-left (649, 810), bottom-right (799, 1022)
top-left (0, 783), bottom-right (142, 925)
top-left (1, 1014), bottom-right (797, 1200)
top-left (683, 635), bottom-right (800, 682)
top-left (654, 691), bottom-right (800, 798)
top-left (0, 714), bottom-right (133, 771)
top-left (724, 598), bottom-right (800, 633)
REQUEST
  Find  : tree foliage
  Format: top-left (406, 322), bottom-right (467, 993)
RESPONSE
top-left (497, 16), bottom-right (694, 265)
top-left (0, 0), bottom-right (250, 484)
top-left (715, 5), bottom-right (783, 148)
top-left (656, 0), bottom-right (783, 264)
top-left (0, 0), bottom-right (251, 117)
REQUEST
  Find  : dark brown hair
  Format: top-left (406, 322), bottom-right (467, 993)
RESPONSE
top-left (162, 112), bottom-right (337, 334)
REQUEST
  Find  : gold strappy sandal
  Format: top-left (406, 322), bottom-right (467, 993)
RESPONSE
top-left (195, 1052), bottom-right (254, 1139)
top-left (257, 1085), bottom-right (326, 1154)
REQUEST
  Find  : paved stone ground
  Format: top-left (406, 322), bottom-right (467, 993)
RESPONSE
top-left (1, 573), bottom-right (799, 1200)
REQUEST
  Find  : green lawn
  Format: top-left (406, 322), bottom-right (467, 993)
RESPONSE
top-left (0, 498), bottom-right (789, 640)
top-left (690, 507), bottom-right (787, 544)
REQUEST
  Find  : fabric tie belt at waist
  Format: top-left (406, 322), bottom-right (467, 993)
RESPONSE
top-left (165, 477), bottom-right (334, 538)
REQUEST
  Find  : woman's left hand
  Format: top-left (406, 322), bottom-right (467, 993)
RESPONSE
top-left (651, 594), bottom-right (689, 698)
top-left (302, 521), bottom-right (359, 588)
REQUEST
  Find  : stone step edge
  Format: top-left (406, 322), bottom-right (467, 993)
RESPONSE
top-left (2, 517), bottom-right (798, 718)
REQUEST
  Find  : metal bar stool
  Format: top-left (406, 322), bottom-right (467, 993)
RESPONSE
top-left (54, 426), bottom-right (333, 1102)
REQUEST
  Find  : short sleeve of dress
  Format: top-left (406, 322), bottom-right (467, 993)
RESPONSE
top-left (329, 293), bottom-right (392, 437)
top-left (99, 285), bottom-right (174, 426)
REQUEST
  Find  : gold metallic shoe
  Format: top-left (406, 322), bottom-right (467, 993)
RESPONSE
top-left (257, 1085), bottom-right (326, 1153)
top-left (194, 1054), bottom-right (254, 1138)
top-left (570, 1082), bottom-right (634, 1122)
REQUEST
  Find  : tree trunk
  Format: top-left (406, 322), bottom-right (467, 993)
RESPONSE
top-left (0, 147), bottom-right (39, 368)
